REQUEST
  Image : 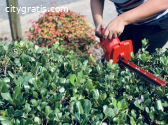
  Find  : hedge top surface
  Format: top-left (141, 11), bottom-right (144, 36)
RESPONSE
top-left (0, 40), bottom-right (168, 125)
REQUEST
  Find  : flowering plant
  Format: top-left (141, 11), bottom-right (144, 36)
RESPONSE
top-left (26, 10), bottom-right (96, 58)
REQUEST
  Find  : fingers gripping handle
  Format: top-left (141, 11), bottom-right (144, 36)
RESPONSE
top-left (100, 28), bottom-right (106, 52)
top-left (101, 28), bottom-right (105, 39)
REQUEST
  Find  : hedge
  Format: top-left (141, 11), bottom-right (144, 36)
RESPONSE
top-left (26, 10), bottom-right (96, 59)
top-left (0, 40), bottom-right (168, 125)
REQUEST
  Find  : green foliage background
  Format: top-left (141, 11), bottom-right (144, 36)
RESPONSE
top-left (0, 40), bottom-right (168, 125)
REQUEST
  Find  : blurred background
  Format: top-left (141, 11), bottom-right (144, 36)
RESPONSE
top-left (0, 0), bottom-right (83, 20)
top-left (0, 0), bottom-right (116, 44)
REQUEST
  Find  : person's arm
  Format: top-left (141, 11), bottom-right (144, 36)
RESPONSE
top-left (104, 0), bottom-right (168, 39)
top-left (91, 0), bottom-right (105, 38)
top-left (91, 0), bottom-right (104, 25)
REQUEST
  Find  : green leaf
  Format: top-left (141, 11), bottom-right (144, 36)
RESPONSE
top-left (81, 117), bottom-right (89, 125)
top-left (14, 77), bottom-right (19, 86)
top-left (90, 54), bottom-right (96, 63)
top-left (156, 100), bottom-right (164, 111)
top-left (85, 79), bottom-right (93, 90)
top-left (59, 87), bottom-right (65, 93)
top-left (103, 105), bottom-right (108, 113)
top-left (45, 106), bottom-right (51, 118)
top-left (144, 99), bottom-right (151, 106)
top-left (155, 87), bottom-right (164, 96)
top-left (1, 120), bottom-right (13, 125)
top-left (21, 54), bottom-right (29, 64)
top-left (74, 112), bottom-right (80, 121)
top-left (3, 78), bottom-right (10, 83)
top-left (15, 119), bottom-right (20, 125)
top-left (100, 92), bottom-right (107, 101)
top-left (13, 86), bottom-right (21, 99)
top-left (142, 38), bottom-right (149, 47)
top-left (55, 112), bottom-right (62, 121)
top-left (51, 83), bottom-right (56, 90)
top-left (0, 116), bottom-right (9, 121)
top-left (104, 108), bottom-right (115, 117)
top-left (59, 78), bottom-right (66, 84)
top-left (7, 106), bottom-right (15, 116)
top-left (40, 88), bottom-right (47, 96)
top-left (19, 41), bottom-right (24, 47)
top-left (14, 59), bottom-right (21, 66)
top-left (8, 71), bottom-right (14, 79)
top-left (130, 117), bottom-right (136, 125)
top-left (70, 74), bottom-right (76, 86)
top-left (76, 101), bottom-right (84, 114)
top-left (25, 103), bottom-right (31, 113)
top-left (83, 100), bottom-right (92, 114)
top-left (34, 45), bottom-right (39, 50)
top-left (1, 93), bottom-right (13, 104)
top-left (14, 110), bottom-right (23, 117)
top-left (139, 54), bottom-right (148, 62)
top-left (131, 109), bottom-right (137, 119)
top-left (30, 99), bottom-right (38, 107)
top-left (0, 42), bottom-right (4, 46)
top-left (134, 101), bottom-right (144, 110)
top-left (145, 107), bottom-right (149, 113)
top-left (112, 98), bottom-right (117, 107)
top-left (41, 102), bottom-right (48, 110)
top-left (149, 112), bottom-right (155, 121)
top-left (160, 56), bottom-right (168, 66)
top-left (92, 89), bottom-right (99, 100)
top-left (107, 60), bottom-right (113, 69)
top-left (33, 91), bottom-right (38, 98)
top-left (113, 107), bottom-right (119, 115)
top-left (3, 44), bottom-right (8, 51)
top-left (117, 101), bottom-right (122, 109)
top-left (25, 118), bottom-right (33, 125)
top-left (36, 47), bottom-right (43, 54)
top-left (131, 52), bottom-right (134, 59)
top-left (34, 117), bottom-right (41, 124)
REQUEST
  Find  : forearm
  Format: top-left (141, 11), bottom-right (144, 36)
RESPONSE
top-left (90, 0), bottom-right (105, 26)
top-left (118, 0), bottom-right (168, 25)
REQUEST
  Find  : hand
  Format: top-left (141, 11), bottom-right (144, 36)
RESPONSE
top-left (103, 17), bottom-right (126, 40)
top-left (95, 21), bottom-right (106, 39)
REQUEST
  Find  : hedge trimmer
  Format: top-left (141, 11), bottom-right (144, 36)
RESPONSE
top-left (100, 29), bottom-right (166, 86)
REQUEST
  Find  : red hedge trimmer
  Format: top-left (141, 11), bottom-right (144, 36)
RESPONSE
top-left (100, 29), bottom-right (166, 86)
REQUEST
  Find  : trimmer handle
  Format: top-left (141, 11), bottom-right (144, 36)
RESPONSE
top-left (99, 28), bottom-right (133, 63)
top-left (101, 28), bottom-right (106, 39)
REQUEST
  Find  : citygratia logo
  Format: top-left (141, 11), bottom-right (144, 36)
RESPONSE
top-left (5, 5), bottom-right (69, 14)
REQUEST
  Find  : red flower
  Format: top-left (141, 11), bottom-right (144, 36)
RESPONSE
top-left (32, 24), bottom-right (38, 30)
top-left (64, 40), bottom-right (67, 43)
top-left (55, 31), bottom-right (62, 36)
top-left (80, 43), bottom-right (84, 46)
top-left (37, 28), bottom-right (42, 34)
top-left (51, 2), bottom-right (55, 5)
top-left (47, 40), bottom-right (54, 47)
top-left (28, 20), bottom-right (32, 23)
top-left (90, 62), bottom-right (93, 66)
top-left (43, 35), bottom-right (48, 39)
top-left (88, 50), bottom-right (93, 54)
top-left (29, 34), bottom-right (33, 39)
top-left (25, 37), bottom-right (29, 40)
top-left (74, 40), bottom-right (79, 43)
top-left (24, 31), bottom-right (29, 35)
top-left (41, 43), bottom-right (46, 47)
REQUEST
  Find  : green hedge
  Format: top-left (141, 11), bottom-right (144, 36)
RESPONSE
top-left (0, 40), bottom-right (168, 125)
